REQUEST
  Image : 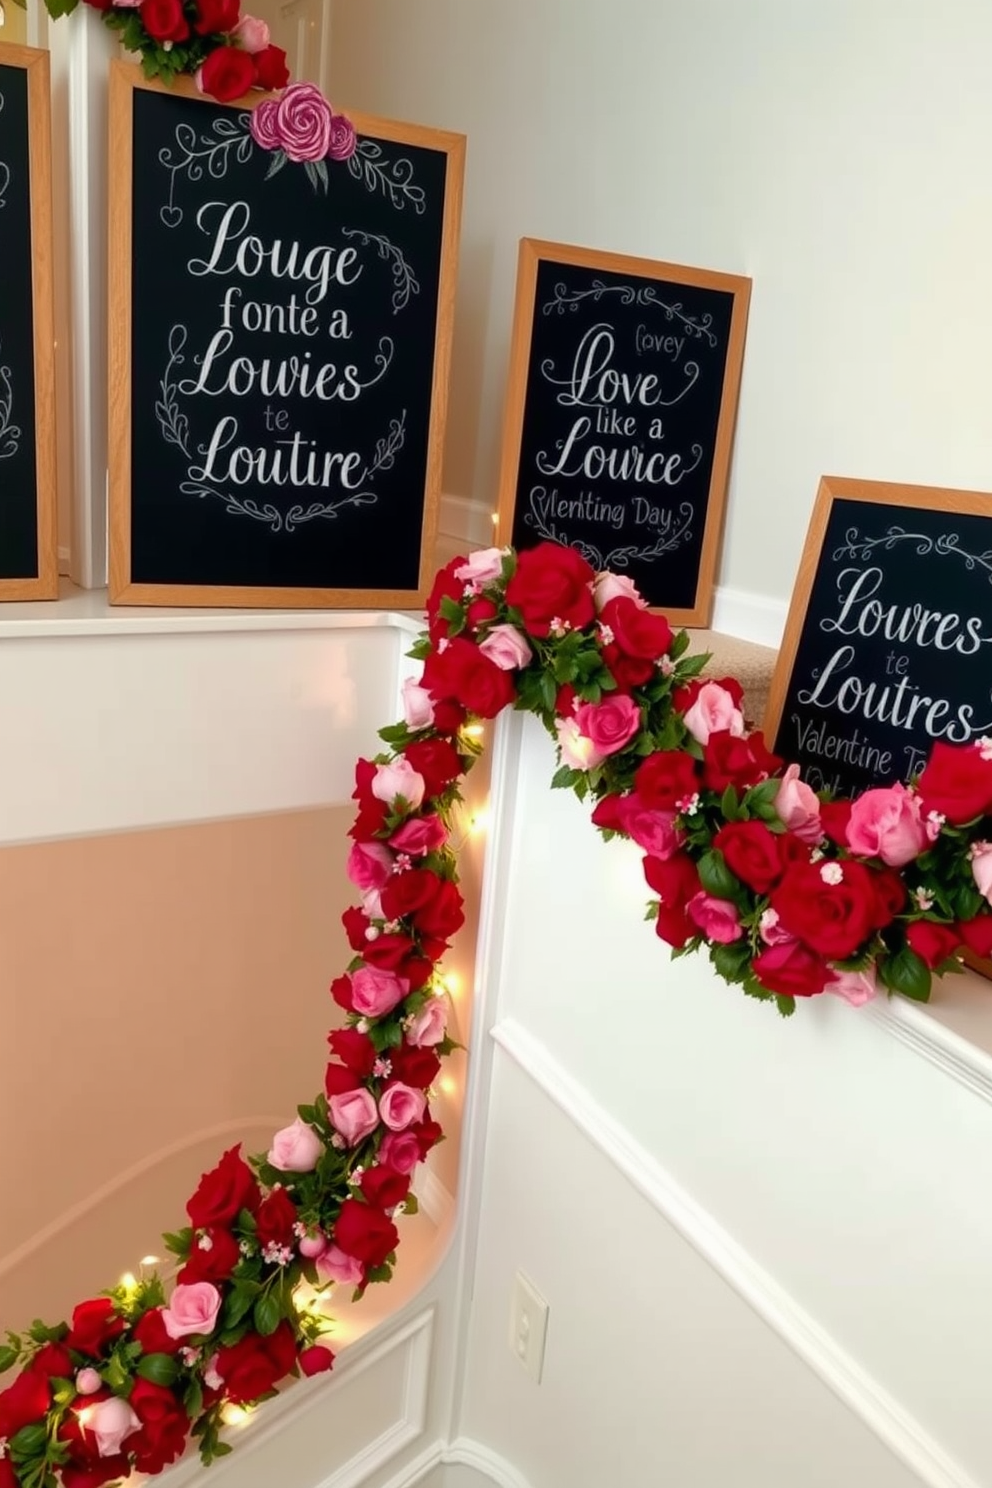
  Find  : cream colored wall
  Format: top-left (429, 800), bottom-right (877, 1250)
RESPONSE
top-left (330, 0), bottom-right (992, 639)
top-left (0, 4), bottom-right (27, 46)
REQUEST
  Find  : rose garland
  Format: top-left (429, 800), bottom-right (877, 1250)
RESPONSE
top-left (35, 0), bottom-right (357, 167)
top-left (4, 541), bottom-right (992, 1488)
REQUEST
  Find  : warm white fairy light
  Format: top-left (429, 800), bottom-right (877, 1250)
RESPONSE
top-left (440, 970), bottom-right (462, 997)
top-left (119, 1272), bottom-right (137, 1295)
top-left (490, 512), bottom-right (499, 527)
top-left (439, 1076), bottom-right (457, 1097)
top-left (468, 806), bottom-right (491, 836)
top-left (463, 722), bottom-right (485, 740)
top-left (140, 1255), bottom-right (160, 1268)
top-left (221, 1405), bottom-right (251, 1428)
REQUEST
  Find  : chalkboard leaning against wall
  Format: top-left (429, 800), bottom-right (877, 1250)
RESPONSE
top-left (0, 42), bottom-right (57, 600)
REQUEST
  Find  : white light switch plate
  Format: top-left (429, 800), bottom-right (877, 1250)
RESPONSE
top-left (508, 1270), bottom-right (549, 1382)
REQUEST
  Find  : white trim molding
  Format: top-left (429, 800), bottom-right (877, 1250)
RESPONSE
top-left (867, 994), bottom-right (992, 1108)
top-left (491, 1016), bottom-right (981, 1488)
top-left (710, 582), bottom-right (787, 649)
top-left (375, 1436), bottom-right (535, 1488)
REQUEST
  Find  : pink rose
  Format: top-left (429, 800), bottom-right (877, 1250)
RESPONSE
top-left (573, 694), bottom-right (641, 758)
top-left (682, 682), bottom-right (745, 745)
top-left (316, 1245), bottom-right (365, 1286)
top-left (556, 716), bottom-right (605, 771)
top-left (615, 796), bottom-right (682, 858)
top-left (249, 99), bottom-right (280, 151)
top-left (378, 1130), bottom-right (422, 1174)
top-left (592, 571), bottom-right (647, 612)
top-left (350, 966), bottom-right (409, 1017)
top-left (389, 815), bottom-right (447, 856)
top-left (267, 1116), bottom-right (323, 1172)
top-left (773, 763), bottom-right (822, 844)
top-left (271, 82), bottom-right (334, 163)
top-left (329, 1088), bottom-right (379, 1146)
top-left (327, 114), bottom-right (357, 163)
top-left (454, 548), bottom-right (505, 585)
top-left (233, 14), bottom-right (270, 51)
top-left (203, 1354), bottom-right (223, 1391)
top-left (478, 624), bottom-right (533, 671)
top-left (402, 677), bottom-right (434, 730)
top-left (84, 1397), bottom-right (140, 1457)
top-left (362, 887), bottom-right (383, 919)
top-left (826, 965), bottom-right (877, 1007)
top-left (372, 757), bottom-right (425, 810)
top-left (404, 998), bottom-right (447, 1047)
top-left (845, 783), bottom-right (928, 867)
top-left (758, 907), bottom-right (793, 946)
top-left (75, 1368), bottom-right (102, 1396)
top-left (113, 0), bottom-right (143, 7)
top-left (687, 892), bottom-right (743, 943)
top-left (347, 840), bottom-right (394, 891)
top-left (162, 1282), bottom-right (222, 1340)
top-left (971, 841), bottom-right (992, 903)
top-left (298, 1231), bottom-right (328, 1259)
top-left (379, 1083), bottom-right (427, 1132)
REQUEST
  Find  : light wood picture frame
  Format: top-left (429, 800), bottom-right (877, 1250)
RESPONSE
top-left (108, 63), bottom-right (464, 608)
top-left (495, 238), bottom-right (751, 626)
top-left (0, 42), bottom-right (58, 601)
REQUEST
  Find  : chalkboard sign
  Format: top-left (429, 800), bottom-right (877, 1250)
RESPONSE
top-left (766, 477), bottom-right (992, 799)
top-left (108, 64), bottom-right (464, 607)
top-left (496, 240), bottom-right (750, 625)
top-left (0, 44), bottom-right (57, 600)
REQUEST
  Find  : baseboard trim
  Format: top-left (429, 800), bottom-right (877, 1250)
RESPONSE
top-left (439, 494), bottom-right (495, 550)
top-left (710, 583), bottom-right (786, 649)
top-left (491, 1016), bottom-right (980, 1488)
top-left (376, 1435), bottom-right (534, 1488)
top-left (866, 994), bottom-right (992, 1108)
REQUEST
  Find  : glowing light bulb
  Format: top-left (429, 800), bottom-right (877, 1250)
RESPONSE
top-left (222, 1404), bottom-right (250, 1427)
top-left (439, 1076), bottom-right (457, 1096)
top-left (441, 970), bottom-right (462, 997)
top-left (119, 1272), bottom-right (137, 1294)
top-left (469, 807), bottom-right (491, 836)
top-left (490, 512), bottom-right (499, 527)
top-left (140, 1255), bottom-right (160, 1268)
top-left (77, 1407), bottom-right (94, 1428)
top-left (463, 723), bottom-right (485, 740)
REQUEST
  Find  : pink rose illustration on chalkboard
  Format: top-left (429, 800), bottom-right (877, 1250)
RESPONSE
top-left (251, 83), bottom-right (356, 192)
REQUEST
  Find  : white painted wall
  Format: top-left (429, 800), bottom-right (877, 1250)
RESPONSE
top-left (329, 0), bottom-right (992, 632)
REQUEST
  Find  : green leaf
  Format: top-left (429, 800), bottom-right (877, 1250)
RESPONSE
top-left (551, 764), bottom-right (580, 790)
top-left (221, 1284), bottom-right (259, 1330)
top-left (539, 671), bottom-right (557, 713)
top-left (44, 0), bottom-right (80, 16)
top-left (163, 1228), bottom-right (193, 1258)
top-left (102, 1353), bottom-right (130, 1392)
top-left (710, 941), bottom-right (751, 984)
top-left (184, 1376), bottom-right (204, 1423)
top-left (136, 1352), bottom-right (179, 1386)
top-left (881, 947), bottom-right (932, 1002)
top-left (0, 1344), bottom-right (19, 1374)
top-left (402, 1193), bottom-right (419, 1216)
top-left (10, 1423), bottom-right (49, 1459)
top-left (719, 784), bottom-right (742, 822)
top-left (253, 1291), bottom-right (282, 1337)
top-left (696, 849), bottom-right (740, 901)
top-left (775, 995), bottom-right (797, 1018)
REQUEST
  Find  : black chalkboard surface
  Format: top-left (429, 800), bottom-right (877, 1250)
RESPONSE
top-left (108, 64), bottom-right (464, 607)
top-left (766, 477), bottom-right (992, 799)
top-left (496, 240), bottom-right (750, 625)
top-left (0, 45), bottom-right (57, 600)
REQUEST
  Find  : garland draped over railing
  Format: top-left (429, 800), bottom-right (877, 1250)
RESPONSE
top-left (3, 540), bottom-right (992, 1488)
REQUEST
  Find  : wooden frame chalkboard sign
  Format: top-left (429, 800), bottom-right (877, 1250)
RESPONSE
top-left (0, 43), bottom-right (57, 601)
top-left (108, 63), bottom-right (464, 607)
top-left (766, 475), bottom-right (992, 800)
top-left (495, 239), bottom-right (750, 625)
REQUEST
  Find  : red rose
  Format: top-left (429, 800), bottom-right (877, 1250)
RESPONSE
top-left (906, 921), bottom-right (962, 969)
top-left (388, 1045), bottom-right (441, 1088)
top-left (424, 637), bottom-right (516, 719)
top-left (504, 543), bottom-right (595, 637)
top-left (256, 1187), bottom-right (298, 1249)
top-left (403, 737), bottom-right (463, 798)
top-left (298, 1344), bottom-right (334, 1377)
top-left (61, 1462), bottom-right (128, 1488)
top-left (324, 1061), bottom-right (360, 1098)
top-left (410, 1117), bottom-right (443, 1156)
top-left (360, 1165), bottom-right (411, 1208)
top-left (335, 1199), bottom-right (399, 1267)
top-left (591, 793), bottom-right (625, 832)
top-left (466, 597), bottom-right (498, 629)
top-left (328, 1026), bottom-right (377, 1075)
top-left (643, 852), bottom-right (701, 948)
top-left (254, 44), bottom-right (290, 91)
top-left (178, 1226), bottom-right (241, 1284)
top-left (959, 914), bottom-right (992, 958)
top-left (634, 750), bottom-right (699, 811)
top-left (872, 868), bottom-right (907, 924)
top-left (64, 1298), bottom-right (126, 1357)
top-left (600, 597), bottom-right (673, 660)
top-left (555, 683), bottom-right (579, 717)
top-left (198, 46), bottom-right (256, 104)
top-left (139, 0), bottom-right (189, 43)
top-left (361, 932), bottom-right (416, 970)
top-left (752, 940), bottom-right (829, 997)
top-left (703, 730), bottom-right (781, 793)
top-left (26, 1343), bottom-right (73, 1380)
top-left (330, 973), bottom-right (354, 1011)
top-left (129, 1379), bottom-right (190, 1475)
top-left (432, 698), bottom-right (466, 735)
top-left (186, 1145), bottom-right (259, 1228)
top-left (341, 905), bottom-right (369, 952)
top-left (819, 800), bottom-right (853, 845)
top-left (0, 1462), bottom-right (19, 1488)
top-left (132, 1308), bottom-right (183, 1357)
top-left (771, 859), bottom-right (886, 959)
top-left (425, 559), bottom-right (464, 642)
top-left (674, 674), bottom-right (744, 714)
top-left (216, 1323), bottom-right (297, 1405)
top-left (193, 0), bottom-right (239, 34)
top-left (411, 879), bottom-right (464, 942)
top-left (0, 1368), bottom-right (50, 1439)
top-left (713, 820), bottom-right (790, 894)
top-left (601, 644), bottom-right (654, 692)
top-left (918, 740), bottom-right (992, 825)
top-left (381, 870), bottom-right (438, 922)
